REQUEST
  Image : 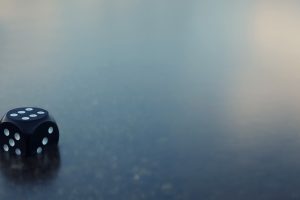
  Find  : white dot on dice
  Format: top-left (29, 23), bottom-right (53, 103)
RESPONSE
top-left (9, 139), bottom-right (15, 147)
top-left (37, 147), bottom-right (42, 154)
top-left (25, 108), bottom-right (33, 111)
top-left (30, 114), bottom-right (37, 118)
top-left (22, 117), bottom-right (30, 120)
top-left (14, 133), bottom-right (20, 140)
top-left (48, 127), bottom-right (53, 134)
top-left (18, 111), bottom-right (26, 114)
top-left (37, 111), bottom-right (45, 115)
top-left (10, 113), bottom-right (18, 117)
top-left (4, 129), bottom-right (9, 136)
top-left (15, 148), bottom-right (21, 156)
top-left (3, 144), bottom-right (8, 152)
top-left (42, 137), bottom-right (48, 145)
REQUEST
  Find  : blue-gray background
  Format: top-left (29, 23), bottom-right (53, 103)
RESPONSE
top-left (1, 1), bottom-right (300, 199)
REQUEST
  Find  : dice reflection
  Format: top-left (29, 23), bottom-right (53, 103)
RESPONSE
top-left (0, 146), bottom-right (60, 183)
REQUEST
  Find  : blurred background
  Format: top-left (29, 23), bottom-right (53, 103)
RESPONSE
top-left (1, 0), bottom-right (300, 199)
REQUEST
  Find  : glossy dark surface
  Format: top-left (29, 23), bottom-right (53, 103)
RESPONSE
top-left (1, 1), bottom-right (300, 199)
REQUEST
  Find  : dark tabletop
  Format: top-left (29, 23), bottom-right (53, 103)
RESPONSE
top-left (1, 1), bottom-right (300, 200)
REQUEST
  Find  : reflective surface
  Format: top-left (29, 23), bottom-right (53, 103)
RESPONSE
top-left (1, 1), bottom-right (300, 199)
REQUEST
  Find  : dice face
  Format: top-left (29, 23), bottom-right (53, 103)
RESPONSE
top-left (0, 107), bottom-right (59, 156)
top-left (7, 107), bottom-right (48, 122)
top-left (0, 123), bottom-right (26, 156)
top-left (29, 121), bottom-right (59, 156)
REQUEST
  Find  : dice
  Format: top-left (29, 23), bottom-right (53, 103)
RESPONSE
top-left (0, 107), bottom-right (59, 156)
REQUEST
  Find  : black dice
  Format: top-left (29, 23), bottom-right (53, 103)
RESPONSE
top-left (0, 107), bottom-right (59, 156)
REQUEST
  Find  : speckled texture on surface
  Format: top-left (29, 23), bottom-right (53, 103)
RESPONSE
top-left (1, 1), bottom-right (300, 200)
